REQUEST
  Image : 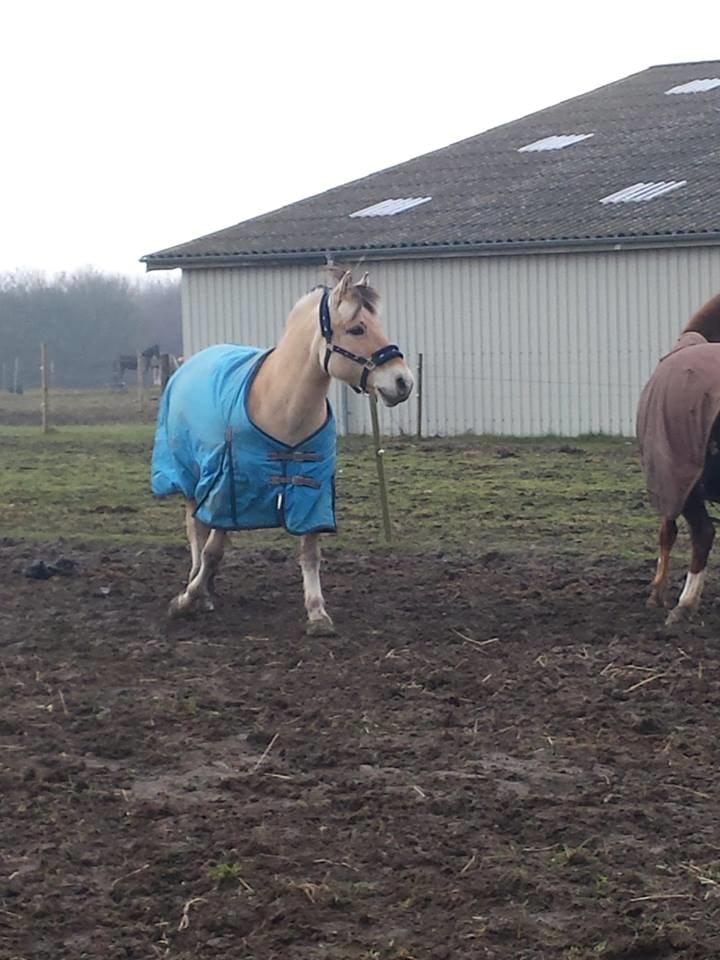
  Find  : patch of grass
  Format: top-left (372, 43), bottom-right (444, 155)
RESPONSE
top-left (562, 947), bottom-right (609, 960)
top-left (0, 400), bottom-right (667, 562)
top-left (152, 692), bottom-right (200, 718)
top-left (208, 861), bottom-right (243, 887)
top-left (550, 843), bottom-right (599, 870)
top-left (594, 874), bottom-right (610, 897)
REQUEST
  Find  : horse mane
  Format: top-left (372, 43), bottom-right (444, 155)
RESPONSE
top-left (683, 292), bottom-right (720, 341)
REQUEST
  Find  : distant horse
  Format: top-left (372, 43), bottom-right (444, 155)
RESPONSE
top-left (150, 352), bottom-right (184, 388)
top-left (151, 269), bottom-right (414, 634)
top-left (637, 292), bottom-right (720, 624)
top-left (114, 344), bottom-right (160, 385)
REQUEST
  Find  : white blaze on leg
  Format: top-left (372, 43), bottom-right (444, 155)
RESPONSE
top-left (185, 503), bottom-right (203, 580)
top-left (677, 570), bottom-right (706, 611)
top-left (300, 534), bottom-right (329, 623)
top-left (178, 529), bottom-right (226, 611)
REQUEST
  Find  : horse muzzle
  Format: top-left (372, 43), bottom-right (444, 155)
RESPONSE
top-left (376, 366), bottom-right (414, 407)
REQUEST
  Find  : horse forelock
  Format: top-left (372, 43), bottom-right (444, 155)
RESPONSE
top-left (352, 284), bottom-right (380, 314)
top-left (325, 266), bottom-right (380, 314)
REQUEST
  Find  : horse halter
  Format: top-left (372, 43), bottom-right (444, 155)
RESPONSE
top-left (318, 288), bottom-right (404, 394)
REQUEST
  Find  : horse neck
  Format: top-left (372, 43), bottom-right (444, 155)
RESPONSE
top-left (683, 293), bottom-right (720, 342)
top-left (248, 295), bottom-right (330, 445)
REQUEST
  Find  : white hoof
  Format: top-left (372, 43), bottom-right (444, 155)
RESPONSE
top-left (306, 615), bottom-right (336, 637)
top-left (665, 604), bottom-right (696, 626)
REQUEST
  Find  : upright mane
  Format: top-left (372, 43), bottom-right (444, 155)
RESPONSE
top-left (325, 266), bottom-right (380, 314)
top-left (683, 292), bottom-right (720, 341)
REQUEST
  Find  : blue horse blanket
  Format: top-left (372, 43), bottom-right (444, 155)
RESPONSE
top-left (151, 345), bottom-right (336, 535)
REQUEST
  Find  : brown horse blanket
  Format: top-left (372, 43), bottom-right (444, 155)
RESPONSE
top-left (637, 331), bottom-right (720, 517)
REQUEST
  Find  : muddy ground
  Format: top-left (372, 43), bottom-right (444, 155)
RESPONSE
top-left (2, 539), bottom-right (720, 960)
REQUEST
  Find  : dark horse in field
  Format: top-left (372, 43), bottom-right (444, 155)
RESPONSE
top-left (114, 344), bottom-right (160, 385)
top-left (637, 292), bottom-right (720, 624)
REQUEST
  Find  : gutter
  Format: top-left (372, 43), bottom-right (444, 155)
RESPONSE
top-left (141, 231), bottom-right (720, 271)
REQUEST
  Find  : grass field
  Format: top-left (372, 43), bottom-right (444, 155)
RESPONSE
top-left (0, 389), bottom-right (661, 562)
top-left (0, 385), bottom-right (159, 426)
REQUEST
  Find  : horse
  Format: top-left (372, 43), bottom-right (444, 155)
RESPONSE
top-left (151, 269), bottom-right (414, 635)
top-left (114, 344), bottom-right (160, 385)
top-left (637, 292), bottom-right (720, 624)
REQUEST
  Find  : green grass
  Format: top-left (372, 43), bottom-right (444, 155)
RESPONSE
top-left (0, 421), bottom-right (660, 561)
top-left (0, 386), bottom-right (159, 426)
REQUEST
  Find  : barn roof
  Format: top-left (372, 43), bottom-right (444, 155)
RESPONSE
top-left (142, 60), bottom-right (720, 269)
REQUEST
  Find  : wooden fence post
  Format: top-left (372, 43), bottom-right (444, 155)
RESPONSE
top-left (160, 353), bottom-right (171, 391)
top-left (13, 357), bottom-right (20, 394)
top-left (137, 350), bottom-right (145, 412)
top-left (40, 342), bottom-right (50, 433)
top-left (369, 393), bottom-right (392, 544)
top-left (416, 352), bottom-right (424, 439)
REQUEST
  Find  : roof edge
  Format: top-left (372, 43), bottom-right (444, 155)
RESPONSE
top-left (142, 232), bottom-right (720, 270)
top-left (648, 58), bottom-right (720, 69)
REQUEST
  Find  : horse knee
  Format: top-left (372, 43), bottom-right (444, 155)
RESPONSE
top-left (300, 535), bottom-right (321, 569)
top-left (201, 532), bottom-right (226, 574)
top-left (202, 547), bottom-right (220, 570)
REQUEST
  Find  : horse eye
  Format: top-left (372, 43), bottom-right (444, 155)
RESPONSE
top-left (348, 325), bottom-right (364, 336)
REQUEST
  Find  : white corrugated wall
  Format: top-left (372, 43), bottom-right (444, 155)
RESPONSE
top-left (181, 246), bottom-right (720, 437)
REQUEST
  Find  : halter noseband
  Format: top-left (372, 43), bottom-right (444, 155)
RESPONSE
top-left (319, 288), bottom-right (404, 394)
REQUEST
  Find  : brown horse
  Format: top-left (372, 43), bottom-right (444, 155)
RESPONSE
top-left (637, 292), bottom-right (720, 624)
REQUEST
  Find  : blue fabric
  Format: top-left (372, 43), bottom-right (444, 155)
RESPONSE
top-left (151, 344), bottom-right (336, 535)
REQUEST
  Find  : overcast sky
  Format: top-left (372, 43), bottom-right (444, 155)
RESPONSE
top-left (3, 0), bottom-right (718, 278)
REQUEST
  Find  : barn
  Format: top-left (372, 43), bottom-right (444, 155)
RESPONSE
top-left (142, 60), bottom-right (720, 437)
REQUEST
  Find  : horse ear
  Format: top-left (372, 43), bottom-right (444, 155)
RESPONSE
top-left (356, 272), bottom-right (369, 287)
top-left (330, 269), bottom-right (353, 306)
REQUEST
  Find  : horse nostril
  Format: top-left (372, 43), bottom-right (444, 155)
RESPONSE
top-left (396, 376), bottom-right (408, 394)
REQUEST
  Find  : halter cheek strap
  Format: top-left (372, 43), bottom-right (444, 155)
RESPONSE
top-left (319, 289), bottom-right (404, 395)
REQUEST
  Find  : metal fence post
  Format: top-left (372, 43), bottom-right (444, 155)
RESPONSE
top-left (369, 393), bottom-right (392, 543)
top-left (416, 352), bottom-right (424, 439)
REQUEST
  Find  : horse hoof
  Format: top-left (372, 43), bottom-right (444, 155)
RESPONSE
top-left (306, 617), bottom-right (336, 637)
top-left (199, 596), bottom-right (216, 612)
top-left (647, 590), bottom-right (672, 609)
top-left (168, 596), bottom-right (193, 619)
top-left (665, 604), bottom-right (694, 626)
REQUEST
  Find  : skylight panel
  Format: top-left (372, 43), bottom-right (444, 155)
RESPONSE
top-left (665, 78), bottom-right (720, 95)
top-left (349, 197), bottom-right (431, 218)
top-left (599, 181), bottom-right (687, 204)
top-left (518, 134), bottom-right (594, 152)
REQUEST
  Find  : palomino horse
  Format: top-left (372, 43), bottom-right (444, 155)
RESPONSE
top-left (637, 292), bottom-right (720, 624)
top-left (151, 269), bottom-right (413, 634)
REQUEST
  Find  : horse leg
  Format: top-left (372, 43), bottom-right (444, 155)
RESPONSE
top-left (300, 534), bottom-right (336, 636)
top-left (184, 502), bottom-right (218, 607)
top-left (666, 492), bottom-right (714, 625)
top-left (169, 528), bottom-right (227, 618)
top-left (186, 501), bottom-right (208, 576)
top-left (647, 516), bottom-right (678, 608)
